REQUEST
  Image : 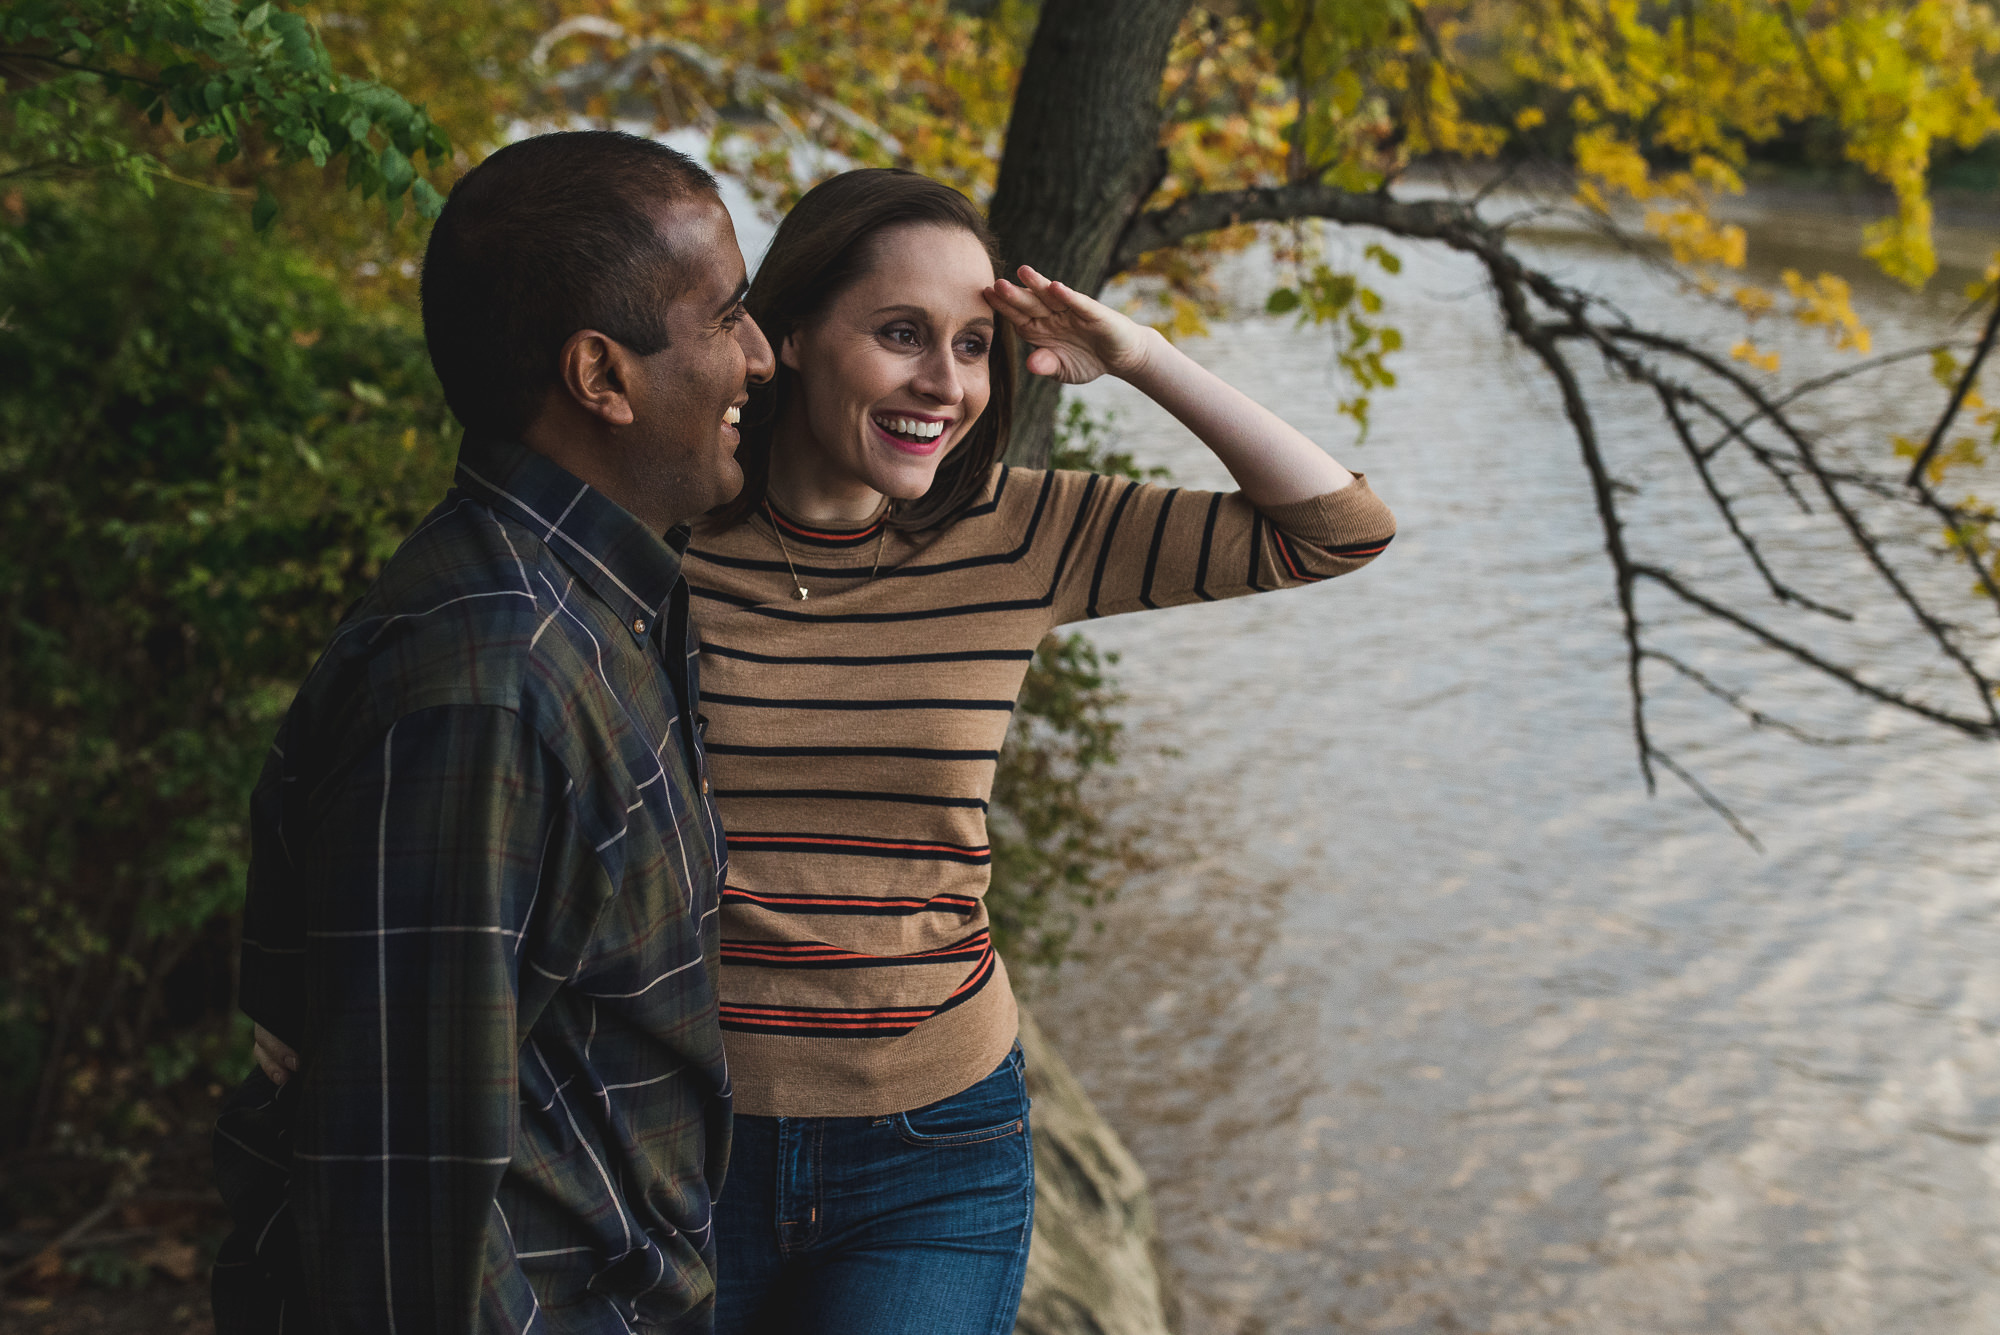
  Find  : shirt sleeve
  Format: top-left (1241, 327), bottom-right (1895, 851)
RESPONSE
top-left (285, 703), bottom-right (567, 1334)
top-left (1043, 470), bottom-right (1397, 626)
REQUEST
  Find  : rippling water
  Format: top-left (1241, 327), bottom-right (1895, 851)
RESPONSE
top-left (1032, 211), bottom-right (2000, 1333)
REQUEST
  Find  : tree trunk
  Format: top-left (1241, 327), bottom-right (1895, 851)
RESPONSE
top-left (987, 0), bottom-right (1192, 466)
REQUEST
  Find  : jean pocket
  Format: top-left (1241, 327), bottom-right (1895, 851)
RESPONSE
top-left (892, 1046), bottom-right (1028, 1147)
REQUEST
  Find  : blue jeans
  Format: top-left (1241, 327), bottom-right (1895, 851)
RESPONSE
top-left (714, 1044), bottom-right (1034, 1335)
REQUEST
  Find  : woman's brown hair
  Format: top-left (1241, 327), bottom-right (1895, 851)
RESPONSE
top-left (709, 168), bottom-right (1016, 532)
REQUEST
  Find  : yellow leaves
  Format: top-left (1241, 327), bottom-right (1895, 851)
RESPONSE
top-left (1782, 269), bottom-right (1874, 354)
top-left (1861, 194), bottom-right (1937, 289)
top-left (1732, 285), bottom-right (1776, 318)
top-left (1514, 106), bottom-right (1546, 131)
top-left (1575, 128), bottom-right (1652, 201)
top-left (1144, 292), bottom-right (1212, 342)
top-left (1730, 340), bottom-right (1781, 374)
top-left (1648, 208), bottom-right (1747, 268)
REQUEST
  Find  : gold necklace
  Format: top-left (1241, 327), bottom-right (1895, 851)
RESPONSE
top-left (765, 501), bottom-right (888, 601)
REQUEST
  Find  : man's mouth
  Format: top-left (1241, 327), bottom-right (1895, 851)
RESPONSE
top-left (724, 405), bottom-right (741, 425)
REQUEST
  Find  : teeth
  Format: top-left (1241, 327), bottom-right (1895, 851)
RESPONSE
top-left (877, 415), bottom-right (944, 439)
top-left (724, 406), bottom-right (740, 425)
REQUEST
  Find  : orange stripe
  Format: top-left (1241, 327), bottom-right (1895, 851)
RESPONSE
top-left (769, 509), bottom-right (884, 543)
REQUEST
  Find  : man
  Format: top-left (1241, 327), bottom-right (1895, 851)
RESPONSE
top-left (210, 130), bottom-right (774, 1333)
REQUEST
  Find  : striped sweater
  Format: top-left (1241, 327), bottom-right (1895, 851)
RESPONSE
top-left (685, 465), bottom-right (1396, 1116)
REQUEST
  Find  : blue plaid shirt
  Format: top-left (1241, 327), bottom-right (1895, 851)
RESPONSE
top-left (213, 437), bottom-right (730, 1333)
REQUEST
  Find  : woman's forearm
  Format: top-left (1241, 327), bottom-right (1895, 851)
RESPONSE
top-left (1116, 327), bottom-right (1355, 508)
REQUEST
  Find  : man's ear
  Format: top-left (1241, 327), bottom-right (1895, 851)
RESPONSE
top-left (556, 330), bottom-right (637, 428)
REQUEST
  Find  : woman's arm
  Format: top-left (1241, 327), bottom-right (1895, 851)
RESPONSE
top-left (984, 266), bottom-right (1355, 507)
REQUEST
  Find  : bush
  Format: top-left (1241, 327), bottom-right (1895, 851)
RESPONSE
top-left (0, 185), bottom-right (455, 1152)
top-left (984, 401), bottom-right (1163, 974)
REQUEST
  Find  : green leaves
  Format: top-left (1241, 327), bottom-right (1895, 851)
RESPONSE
top-left (0, 186), bottom-right (457, 1145)
top-left (1264, 245), bottom-right (1404, 435)
top-left (0, 0), bottom-right (452, 231)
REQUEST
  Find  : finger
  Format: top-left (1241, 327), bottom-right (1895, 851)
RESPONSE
top-left (988, 278), bottom-right (1054, 321)
top-left (1015, 266), bottom-right (1073, 313)
top-left (981, 285), bottom-right (1039, 328)
top-left (1025, 347), bottom-right (1063, 378)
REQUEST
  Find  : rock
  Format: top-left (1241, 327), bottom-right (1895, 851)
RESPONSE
top-left (1016, 1006), bottom-right (1175, 1335)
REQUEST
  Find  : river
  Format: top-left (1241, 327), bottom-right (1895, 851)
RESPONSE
top-left (1031, 202), bottom-right (2000, 1333)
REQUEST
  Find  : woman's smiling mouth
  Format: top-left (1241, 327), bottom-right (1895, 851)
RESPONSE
top-left (871, 413), bottom-right (949, 454)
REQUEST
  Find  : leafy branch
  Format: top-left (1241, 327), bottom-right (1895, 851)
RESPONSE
top-left (1, 0), bottom-right (451, 227)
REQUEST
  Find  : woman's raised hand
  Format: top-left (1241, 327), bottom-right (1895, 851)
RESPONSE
top-left (984, 265), bottom-right (1158, 385)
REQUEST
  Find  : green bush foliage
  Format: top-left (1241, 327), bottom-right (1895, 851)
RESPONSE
top-left (0, 184), bottom-right (454, 1150)
top-left (984, 401), bottom-right (1160, 974)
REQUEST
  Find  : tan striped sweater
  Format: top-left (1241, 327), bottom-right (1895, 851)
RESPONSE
top-left (685, 465), bottom-right (1396, 1116)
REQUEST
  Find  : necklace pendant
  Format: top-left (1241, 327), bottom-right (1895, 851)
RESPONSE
top-left (794, 586), bottom-right (810, 601)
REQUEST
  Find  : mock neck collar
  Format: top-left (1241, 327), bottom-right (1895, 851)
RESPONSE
top-left (761, 494), bottom-right (893, 549)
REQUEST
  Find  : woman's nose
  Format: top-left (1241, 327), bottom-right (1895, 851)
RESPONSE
top-left (910, 347), bottom-right (963, 405)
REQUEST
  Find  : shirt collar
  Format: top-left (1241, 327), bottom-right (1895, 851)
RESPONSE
top-left (455, 435), bottom-right (688, 626)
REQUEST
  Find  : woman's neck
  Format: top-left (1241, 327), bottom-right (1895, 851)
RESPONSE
top-left (765, 413), bottom-right (889, 526)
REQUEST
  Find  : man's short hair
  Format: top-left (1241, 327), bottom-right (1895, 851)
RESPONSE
top-left (421, 130), bottom-right (719, 438)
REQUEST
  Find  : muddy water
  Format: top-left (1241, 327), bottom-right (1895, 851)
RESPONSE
top-left (1034, 217), bottom-right (2000, 1333)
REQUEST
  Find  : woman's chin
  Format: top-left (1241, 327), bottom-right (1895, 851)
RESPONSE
top-left (867, 459), bottom-right (949, 501)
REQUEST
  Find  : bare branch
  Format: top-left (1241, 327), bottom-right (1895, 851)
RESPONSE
top-left (1636, 564), bottom-right (1996, 738)
top-left (1647, 747), bottom-right (1764, 850)
top-left (1641, 649), bottom-right (1870, 746)
top-left (1905, 290), bottom-right (2000, 486)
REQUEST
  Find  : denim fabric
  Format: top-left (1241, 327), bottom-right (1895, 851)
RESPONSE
top-left (714, 1044), bottom-right (1034, 1335)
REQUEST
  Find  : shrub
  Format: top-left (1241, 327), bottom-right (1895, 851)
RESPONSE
top-left (0, 185), bottom-right (454, 1151)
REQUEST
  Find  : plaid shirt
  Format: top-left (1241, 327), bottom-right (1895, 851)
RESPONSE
top-left (212, 436), bottom-right (730, 1334)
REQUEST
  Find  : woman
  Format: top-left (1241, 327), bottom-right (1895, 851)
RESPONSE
top-left (689, 168), bottom-right (1396, 1334)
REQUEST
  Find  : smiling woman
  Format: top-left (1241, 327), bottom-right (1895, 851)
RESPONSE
top-left (685, 167), bottom-right (1398, 1335)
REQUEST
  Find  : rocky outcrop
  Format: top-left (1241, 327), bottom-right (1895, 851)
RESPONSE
top-left (1015, 1006), bottom-right (1175, 1335)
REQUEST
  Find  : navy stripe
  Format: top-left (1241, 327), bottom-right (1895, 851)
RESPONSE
top-left (1247, 511), bottom-right (1270, 592)
top-left (704, 693), bottom-right (1016, 713)
top-left (705, 743), bottom-right (1000, 761)
top-left (720, 948), bottom-right (989, 973)
top-left (1086, 480), bottom-right (1139, 618)
top-left (1138, 487), bottom-right (1179, 610)
top-left (701, 642), bottom-right (1034, 667)
top-left (714, 788), bottom-right (989, 810)
top-left (722, 888), bottom-right (982, 917)
top-left (1194, 493), bottom-right (1222, 602)
top-left (692, 585), bottom-right (1053, 624)
top-left (1045, 472), bottom-right (1103, 593)
top-left (727, 833), bottom-right (992, 865)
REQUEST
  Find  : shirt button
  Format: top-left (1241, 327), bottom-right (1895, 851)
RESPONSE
top-left (631, 617), bottom-right (647, 635)
top-left (701, 778), bottom-right (710, 795)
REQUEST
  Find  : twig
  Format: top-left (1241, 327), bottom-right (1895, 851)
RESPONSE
top-left (1642, 649), bottom-right (1868, 746)
top-left (1904, 293), bottom-right (1999, 487)
top-left (1647, 746), bottom-right (1763, 850)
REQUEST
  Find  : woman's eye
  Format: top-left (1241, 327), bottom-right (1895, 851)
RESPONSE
top-left (881, 325), bottom-right (920, 347)
top-left (957, 337), bottom-right (990, 359)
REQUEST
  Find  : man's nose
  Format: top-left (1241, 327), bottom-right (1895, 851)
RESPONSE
top-left (739, 314), bottom-right (776, 384)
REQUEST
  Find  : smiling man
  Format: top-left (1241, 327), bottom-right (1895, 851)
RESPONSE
top-left (210, 130), bottom-right (774, 1334)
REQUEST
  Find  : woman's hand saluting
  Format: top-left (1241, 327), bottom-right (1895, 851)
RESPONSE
top-left (984, 265), bottom-right (1161, 384)
top-left (985, 263), bottom-right (1355, 507)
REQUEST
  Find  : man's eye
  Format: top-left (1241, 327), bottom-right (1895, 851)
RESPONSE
top-left (722, 303), bottom-right (748, 328)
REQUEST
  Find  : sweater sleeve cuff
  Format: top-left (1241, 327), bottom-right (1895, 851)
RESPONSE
top-left (1256, 474), bottom-right (1397, 547)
